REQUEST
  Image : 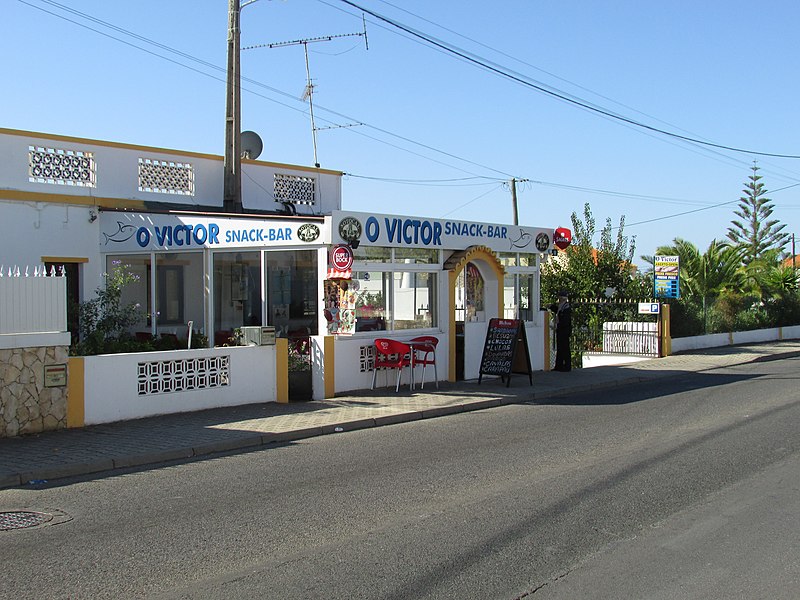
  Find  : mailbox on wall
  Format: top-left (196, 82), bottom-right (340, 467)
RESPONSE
top-left (240, 326), bottom-right (276, 346)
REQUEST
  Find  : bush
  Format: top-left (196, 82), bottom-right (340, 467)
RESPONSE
top-left (666, 298), bottom-right (705, 338)
top-left (668, 291), bottom-right (800, 338)
top-left (73, 262), bottom-right (147, 356)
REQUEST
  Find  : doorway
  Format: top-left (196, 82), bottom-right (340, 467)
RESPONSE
top-left (44, 259), bottom-right (82, 346)
top-left (446, 247), bottom-right (505, 382)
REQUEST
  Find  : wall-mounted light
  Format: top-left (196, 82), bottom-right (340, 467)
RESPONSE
top-left (88, 210), bottom-right (98, 223)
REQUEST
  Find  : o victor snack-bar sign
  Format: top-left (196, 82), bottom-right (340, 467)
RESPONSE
top-left (99, 213), bottom-right (329, 251)
top-left (330, 210), bottom-right (554, 253)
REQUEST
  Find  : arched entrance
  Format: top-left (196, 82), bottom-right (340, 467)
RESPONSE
top-left (445, 245), bottom-right (505, 381)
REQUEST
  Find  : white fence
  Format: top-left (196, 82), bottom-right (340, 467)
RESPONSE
top-left (0, 266), bottom-right (67, 334)
top-left (602, 321), bottom-right (658, 355)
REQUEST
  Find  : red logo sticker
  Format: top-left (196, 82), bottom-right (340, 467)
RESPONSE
top-left (330, 244), bottom-right (354, 271)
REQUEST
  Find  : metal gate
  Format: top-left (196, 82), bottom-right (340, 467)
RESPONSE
top-left (552, 300), bottom-right (661, 368)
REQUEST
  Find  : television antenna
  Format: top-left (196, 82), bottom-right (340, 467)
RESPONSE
top-left (243, 16), bottom-right (368, 168)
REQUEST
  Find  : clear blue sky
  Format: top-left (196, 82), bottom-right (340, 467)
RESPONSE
top-left (6, 0), bottom-right (800, 266)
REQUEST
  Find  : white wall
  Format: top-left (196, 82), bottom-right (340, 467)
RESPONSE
top-left (525, 322), bottom-right (546, 372)
top-left (333, 332), bottom-right (448, 393)
top-left (82, 345), bottom-right (276, 425)
top-left (671, 326), bottom-right (800, 353)
top-left (0, 129), bottom-right (342, 216)
top-left (0, 199), bottom-right (105, 298)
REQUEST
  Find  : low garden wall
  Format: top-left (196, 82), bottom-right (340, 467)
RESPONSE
top-left (671, 325), bottom-right (800, 353)
top-left (0, 334), bottom-right (71, 438)
top-left (72, 345), bottom-right (278, 425)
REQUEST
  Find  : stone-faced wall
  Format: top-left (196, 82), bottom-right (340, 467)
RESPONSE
top-left (0, 346), bottom-right (68, 437)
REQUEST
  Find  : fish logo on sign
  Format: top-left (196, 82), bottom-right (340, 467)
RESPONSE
top-left (510, 229), bottom-right (533, 249)
top-left (103, 221), bottom-right (136, 245)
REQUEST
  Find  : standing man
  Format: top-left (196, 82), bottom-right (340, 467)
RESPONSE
top-left (552, 290), bottom-right (572, 372)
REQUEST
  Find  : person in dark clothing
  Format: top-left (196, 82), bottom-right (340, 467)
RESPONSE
top-left (551, 290), bottom-right (572, 372)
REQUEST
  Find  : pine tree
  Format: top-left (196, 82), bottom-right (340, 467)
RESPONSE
top-left (727, 163), bottom-right (788, 265)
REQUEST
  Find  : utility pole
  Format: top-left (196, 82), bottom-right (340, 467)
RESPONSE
top-left (223, 0), bottom-right (259, 213)
top-left (510, 178), bottom-right (519, 225)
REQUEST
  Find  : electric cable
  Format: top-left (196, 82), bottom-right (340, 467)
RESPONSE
top-left (337, 0), bottom-right (800, 159)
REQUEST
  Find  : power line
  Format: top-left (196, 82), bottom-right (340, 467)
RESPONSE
top-left (438, 184), bottom-right (506, 218)
top-left (17, 0), bottom-right (518, 181)
top-left (337, 0), bottom-right (800, 160)
top-left (320, 0), bottom-right (800, 187)
top-left (17, 0), bottom-right (800, 229)
top-left (343, 173), bottom-right (502, 186)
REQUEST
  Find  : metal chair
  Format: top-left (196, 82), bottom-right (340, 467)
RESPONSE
top-left (372, 338), bottom-right (414, 392)
top-left (409, 336), bottom-right (439, 389)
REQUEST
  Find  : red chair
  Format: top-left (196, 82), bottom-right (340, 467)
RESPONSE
top-left (372, 338), bottom-right (414, 392)
top-left (409, 336), bottom-right (439, 389)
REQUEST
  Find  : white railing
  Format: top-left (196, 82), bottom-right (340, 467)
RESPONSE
top-left (602, 321), bottom-right (659, 356)
top-left (0, 265), bottom-right (67, 334)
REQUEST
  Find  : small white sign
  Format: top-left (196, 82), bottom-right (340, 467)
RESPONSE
top-left (638, 302), bottom-right (660, 314)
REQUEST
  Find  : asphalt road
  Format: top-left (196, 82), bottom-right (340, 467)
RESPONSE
top-left (2, 357), bottom-right (799, 599)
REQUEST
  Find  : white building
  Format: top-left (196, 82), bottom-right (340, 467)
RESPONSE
top-left (0, 127), bottom-right (557, 412)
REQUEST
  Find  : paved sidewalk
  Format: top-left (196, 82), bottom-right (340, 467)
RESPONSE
top-left (2, 341), bottom-right (800, 490)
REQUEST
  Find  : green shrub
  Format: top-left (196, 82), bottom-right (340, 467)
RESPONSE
top-left (73, 262), bottom-right (147, 356)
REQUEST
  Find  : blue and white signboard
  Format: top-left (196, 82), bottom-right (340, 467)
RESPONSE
top-left (99, 212), bottom-right (329, 252)
top-left (329, 210), bottom-right (554, 254)
top-left (654, 255), bottom-right (680, 299)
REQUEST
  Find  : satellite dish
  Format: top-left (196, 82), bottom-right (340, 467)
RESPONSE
top-left (241, 131), bottom-right (263, 160)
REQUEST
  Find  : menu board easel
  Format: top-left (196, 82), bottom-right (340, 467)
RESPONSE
top-left (478, 318), bottom-right (533, 387)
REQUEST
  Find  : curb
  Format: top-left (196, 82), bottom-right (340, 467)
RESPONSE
top-left (6, 347), bottom-right (800, 489)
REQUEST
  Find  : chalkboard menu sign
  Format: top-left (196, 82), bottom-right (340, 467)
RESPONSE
top-left (478, 318), bottom-right (533, 386)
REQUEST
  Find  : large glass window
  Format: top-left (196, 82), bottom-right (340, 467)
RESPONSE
top-left (107, 254), bottom-right (150, 336)
top-left (393, 271), bottom-right (437, 330)
top-left (265, 250), bottom-right (318, 338)
top-left (353, 271), bottom-right (389, 332)
top-left (106, 252), bottom-right (205, 342)
top-left (155, 253), bottom-right (204, 333)
top-left (213, 251), bottom-right (262, 346)
top-left (351, 253), bottom-right (439, 333)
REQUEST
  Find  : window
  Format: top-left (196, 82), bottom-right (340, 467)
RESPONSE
top-left (29, 146), bottom-right (95, 187)
top-left (138, 158), bottom-right (194, 195)
top-left (213, 252), bottom-right (262, 345)
top-left (353, 271), bottom-right (389, 332)
top-left (154, 253), bottom-right (204, 331)
top-left (106, 255), bottom-right (150, 336)
top-left (353, 246), bottom-right (392, 263)
top-left (107, 252), bottom-right (204, 340)
top-left (502, 253), bottom-right (540, 323)
top-left (394, 247), bottom-right (440, 264)
top-left (351, 248), bottom-right (440, 332)
top-left (274, 173), bottom-right (316, 205)
top-left (265, 250), bottom-right (318, 338)
top-left (393, 271), bottom-right (436, 330)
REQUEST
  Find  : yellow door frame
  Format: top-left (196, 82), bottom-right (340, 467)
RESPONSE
top-left (444, 245), bottom-right (506, 382)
